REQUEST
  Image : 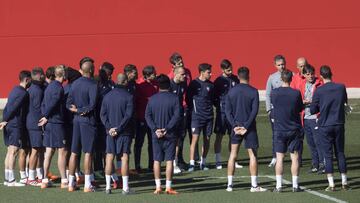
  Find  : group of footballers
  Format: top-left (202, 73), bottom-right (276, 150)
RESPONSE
top-left (0, 53), bottom-right (351, 195)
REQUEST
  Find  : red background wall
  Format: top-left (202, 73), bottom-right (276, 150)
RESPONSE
top-left (1, 0), bottom-right (359, 98)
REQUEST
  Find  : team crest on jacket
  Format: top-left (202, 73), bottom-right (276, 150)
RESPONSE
top-left (206, 87), bottom-right (210, 91)
top-left (173, 90), bottom-right (177, 93)
top-left (232, 82), bottom-right (235, 86)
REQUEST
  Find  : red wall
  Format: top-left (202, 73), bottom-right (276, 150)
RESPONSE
top-left (1, 0), bottom-right (360, 97)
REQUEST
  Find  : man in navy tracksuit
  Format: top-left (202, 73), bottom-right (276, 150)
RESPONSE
top-left (94, 62), bottom-right (115, 177)
top-left (1, 70), bottom-right (31, 187)
top-left (66, 57), bottom-right (98, 192)
top-left (310, 65), bottom-right (349, 191)
top-left (271, 70), bottom-right (304, 193)
top-left (225, 67), bottom-right (266, 193)
top-left (186, 63), bottom-right (214, 171)
top-left (101, 73), bottom-right (134, 195)
top-left (213, 59), bottom-right (239, 169)
top-left (38, 65), bottom-right (68, 189)
top-left (145, 74), bottom-right (180, 195)
top-left (26, 67), bottom-right (46, 186)
top-left (169, 66), bottom-right (187, 173)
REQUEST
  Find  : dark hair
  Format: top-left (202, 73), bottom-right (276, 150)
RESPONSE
top-left (79, 56), bottom-right (94, 68)
top-left (274, 54), bottom-right (286, 63)
top-left (220, 59), bottom-right (232, 70)
top-left (237, 66), bottom-right (249, 80)
top-left (198, 63), bottom-right (212, 73)
top-left (320, 65), bottom-right (332, 79)
top-left (156, 74), bottom-right (170, 90)
top-left (65, 67), bottom-right (82, 83)
top-left (31, 67), bottom-right (44, 77)
top-left (46, 66), bottom-right (55, 80)
top-left (281, 69), bottom-right (293, 83)
top-left (169, 52), bottom-right (183, 65)
top-left (124, 64), bottom-right (137, 74)
top-left (142, 65), bottom-right (156, 79)
top-left (19, 70), bottom-right (31, 82)
top-left (302, 64), bottom-right (315, 75)
top-left (101, 62), bottom-right (114, 72)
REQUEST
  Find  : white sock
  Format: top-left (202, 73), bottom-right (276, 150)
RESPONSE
top-left (276, 175), bottom-right (282, 189)
top-left (5, 169), bottom-right (9, 181)
top-left (61, 178), bottom-right (68, 184)
top-left (25, 167), bottom-right (29, 177)
top-left (190, 160), bottom-right (195, 166)
top-left (328, 176), bottom-right (335, 187)
top-left (20, 171), bottom-right (27, 179)
top-left (111, 173), bottom-right (119, 182)
top-left (29, 170), bottom-right (36, 181)
top-left (85, 175), bottom-right (91, 188)
top-left (166, 180), bottom-right (172, 189)
top-left (228, 176), bottom-right (233, 186)
top-left (292, 176), bottom-right (299, 188)
top-left (69, 175), bottom-right (75, 187)
top-left (66, 170), bottom-right (69, 179)
top-left (251, 176), bottom-right (258, 188)
top-left (173, 160), bottom-right (177, 167)
top-left (8, 170), bottom-right (14, 182)
top-left (341, 174), bottom-right (347, 185)
top-left (122, 176), bottom-right (129, 191)
top-left (105, 175), bottom-right (111, 190)
top-left (90, 173), bottom-right (95, 182)
top-left (42, 178), bottom-right (49, 183)
top-left (200, 157), bottom-right (206, 165)
top-left (75, 172), bottom-right (79, 178)
top-left (116, 161), bottom-right (122, 169)
top-left (155, 179), bottom-right (161, 188)
top-left (36, 168), bottom-right (43, 179)
top-left (215, 153), bottom-right (221, 163)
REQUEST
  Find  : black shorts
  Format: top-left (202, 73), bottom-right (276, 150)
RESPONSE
top-left (214, 112), bottom-right (231, 135)
top-left (274, 129), bottom-right (304, 153)
top-left (230, 128), bottom-right (259, 149)
top-left (191, 118), bottom-right (213, 137)
top-left (71, 120), bottom-right (97, 154)
top-left (106, 134), bottom-right (132, 155)
top-left (4, 126), bottom-right (28, 148)
top-left (152, 137), bottom-right (176, 162)
top-left (43, 123), bottom-right (66, 148)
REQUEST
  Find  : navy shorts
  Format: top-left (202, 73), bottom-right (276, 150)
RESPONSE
top-left (214, 112), bottom-right (231, 135)
top-left (28, 129), bottom-right (43, 148)
top-left (274, 130), bottom-right (304, 153)
top-left (64, 124), bottom-right (73, 150)
top-left (152, 137), bottom-right (176, 162)
top-left (4, 127), bottom-right (27, 148)
top-left (71, 120), bottom-right (97, 154)
top-left (95, 124), bottom-right (107, 153)
top-left (106, 135), bottom-right (132, 155)
top-left (43, 123), bottom-right (66, 148)
top-left (191, 118), bottom-right (213, 137)
top-left (230, 128), bottom-right (259, 149)
top-left (174, 117), bottom-right (186, 139)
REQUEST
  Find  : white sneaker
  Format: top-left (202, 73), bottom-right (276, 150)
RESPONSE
top-left (226, 185), bottom-right (233, 192)
top-left (216, 164), bottom-right (222, 170)
top-left (268, 158), bottom-right (276, 168)
top-left (7, 181), bottom-right (25, 187)
top-left (19, 178), bottom-right (28, 184)
top-left (235, 162), bottom-right (243, 169)
top-left (173, 166), bottom-right (182, 174)
top-left (3, 181), bottom-right (8, 186)
top-left (250, 186), bottom-right (267, 192)
top-left (200, 164), bottom-right (209, 171)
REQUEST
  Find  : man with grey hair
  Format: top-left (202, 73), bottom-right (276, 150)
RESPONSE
top-left (101, 73), bottom-right (134, 195)
top-left (265, 55), bottom-right (286, 167)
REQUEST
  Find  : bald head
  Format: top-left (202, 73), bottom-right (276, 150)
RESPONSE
top-left (80, 61), bottom-right (94, 76)
top-left (117, 73), bottom-right (128, 86)
top-left (296, 57), bottom-right (307, 72)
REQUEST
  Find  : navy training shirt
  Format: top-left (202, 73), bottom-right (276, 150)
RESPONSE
top-left (2, 86), bottom-right (29, 128)
top-left (26, 81), bottom-right (45, 130)
top-left (41, 80), bottom-right (65, 123)
top-left (214, 74), bottom-right (239, 113)
top-left (186, 78), bottom-right (214, 120)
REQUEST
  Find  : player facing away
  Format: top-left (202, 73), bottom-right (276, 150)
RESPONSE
top-left (26, 67), bottom-right (46, 186)
top-left (310, 65), bottom-right (350, 191)
top-left (145, 74), bottom-right (181, 195)
top-left (265, 55), bottom-right (286, 167)
top-left (100, 73), bottom-right (134, 195)
top-left (1, 70), bottom-right (31, 187)
top-left (225, 67), bottom-right (267, 192)
top-left (38, 65), bottom-right (68, 189)
top-left (271, 70), bottom-right (304, 193)
top-left (66, 57), bottom-right (98, 192)
top-left (187, 63), bottom-right (215, 172)
top-left (213, 59), bottom-right (239, 169)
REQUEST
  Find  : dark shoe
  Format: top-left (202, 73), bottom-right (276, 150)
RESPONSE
top-left (317, 164), bottom-right (325, 174)
top-left (292, 187), bottom-right (304, 192)
top-left (105, 189), bottom-right (112, 194)
top-left (342, 184), bottom-right (351, 191)
top-left (273, 187), bottom-right (283, 193)
top-left (308, 165), bottom-right (318, 173)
